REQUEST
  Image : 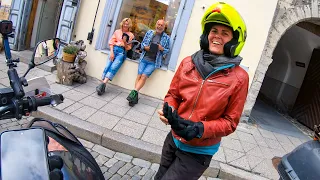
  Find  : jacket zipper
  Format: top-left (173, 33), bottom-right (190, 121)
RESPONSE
top-left (207, 79), bottom-right (230, 86)
top-left (188, 80), bottom-right (205, 119)
top-left (187, 73), bottom-right (229, 120)
top-left (178, 70), bottom-right (230, 141)
top-left (208, 74), bottom-right (224, 80)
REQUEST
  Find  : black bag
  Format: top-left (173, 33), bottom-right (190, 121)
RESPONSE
top-left (26, 118), bottom-right (104, 180)
top-left (149, 43), bottom-right (159, 53)
top-left (127, 40), bottom-right (141, 60)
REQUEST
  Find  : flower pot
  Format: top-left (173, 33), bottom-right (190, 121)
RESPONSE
top-left (62, 52), bottom-right (76, 63)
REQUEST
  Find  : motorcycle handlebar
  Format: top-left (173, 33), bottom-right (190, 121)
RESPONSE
top-left (34, 94), bottom-right (64, 107)
top-left (0, 94), bottom-right (64, 119)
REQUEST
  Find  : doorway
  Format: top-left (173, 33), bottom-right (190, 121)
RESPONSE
top-left (250, 22), bottom-right (320, 140)
top-left (29, 0), bottom-right (63, 49)
top-left (8, 0), bottom-right (66, 51)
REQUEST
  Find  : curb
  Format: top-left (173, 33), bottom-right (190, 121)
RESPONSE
top-left (33, 106), bottom-right (270, 180)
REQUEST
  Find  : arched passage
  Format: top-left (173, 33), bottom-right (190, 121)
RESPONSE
top-left (244, 0), bottom-right (320, 115)
top-left (243, 0), bottom-right (320, 135)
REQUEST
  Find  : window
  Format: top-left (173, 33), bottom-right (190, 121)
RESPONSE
top-left (0, 0), bottom-right (12, 20)
top-left (113, 0), bottom-right (180, 43)
top-left (96, 0), bottom-right (195, 71)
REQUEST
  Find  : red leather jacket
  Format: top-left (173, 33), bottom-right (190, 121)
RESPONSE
top-left (164, 56), bottom-right (249, 147)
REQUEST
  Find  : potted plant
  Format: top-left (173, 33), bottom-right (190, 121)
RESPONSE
top-left (62, 45), bottom-right (79, 63)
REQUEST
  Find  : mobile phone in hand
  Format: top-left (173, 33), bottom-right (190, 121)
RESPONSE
top-left (0, 128), bottom-right (50, 180)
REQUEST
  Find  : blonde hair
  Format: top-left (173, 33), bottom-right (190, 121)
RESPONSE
top-left (120, 18), bottom-right (133, 31)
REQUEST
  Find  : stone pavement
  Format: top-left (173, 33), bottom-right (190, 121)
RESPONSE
top-left (0, 117), bottom-right (219, 180)
top-left (81, 138), bottom-right (221, 180)
top-left (0, 54), bottom-right (312, 179)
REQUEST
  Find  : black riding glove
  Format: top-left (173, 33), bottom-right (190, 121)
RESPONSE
top-left (163, 102), bottom-right (185, 130)
top-left (163, 102), bottom-right (204, 141)
top-left (171, 110), bottom-right (204, 141)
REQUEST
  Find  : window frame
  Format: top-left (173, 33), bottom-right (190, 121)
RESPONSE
top-left (95, 0), bottom-right (195, 71)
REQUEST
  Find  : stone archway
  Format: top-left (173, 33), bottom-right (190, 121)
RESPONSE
top-left (242, 0), bottom-right (320, 120)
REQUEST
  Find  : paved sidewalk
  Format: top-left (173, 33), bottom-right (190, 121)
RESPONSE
top-left (0, 54), bottom-right (312, 179)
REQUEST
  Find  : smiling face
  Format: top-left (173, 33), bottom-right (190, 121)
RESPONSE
top-left (122, 21), bottom-right (130, 32)
top-left (155, 20), bottom-right (165, 34)
top-left (207, 24), bottom-right (233, 55)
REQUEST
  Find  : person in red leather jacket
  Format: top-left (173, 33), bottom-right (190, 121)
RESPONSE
top-left (154, 2), bottom-right (249, 179)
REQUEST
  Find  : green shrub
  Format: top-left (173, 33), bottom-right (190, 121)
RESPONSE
top-left (63, 45), bottom-right (79, 55)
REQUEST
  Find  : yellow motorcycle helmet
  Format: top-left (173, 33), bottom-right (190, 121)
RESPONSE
top-left (200, 2), bottom-right (247, 57)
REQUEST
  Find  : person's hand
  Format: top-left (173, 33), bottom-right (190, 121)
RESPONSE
top-left (163, 102), bottom-right (185, 130)
top-left (48, 137), bottom-right (68, 152)
top-left (158, 109), bottom-right (169, 125)
top-left (144, 46), bottom-right (150, 51)
top-left (119, 41), bottom-right (125, 47)
top-left (163, 102), bottom-right (204, 141)
top-left (158, 44), bottom-right (164, 51)
top-left (171, 112), bottom-right (204, 141)
top-left (109, 52), bottom-right (115, 61)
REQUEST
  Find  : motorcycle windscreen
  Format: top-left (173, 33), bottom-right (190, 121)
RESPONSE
top-left (0, 128), bottom-right (50, 180)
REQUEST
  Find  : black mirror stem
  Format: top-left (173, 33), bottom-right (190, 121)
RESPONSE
top-left (22, 63), bottom-right (35, 78)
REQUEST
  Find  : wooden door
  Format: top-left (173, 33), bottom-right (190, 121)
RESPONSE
top-left (291, 48), bottom-right (320, 129)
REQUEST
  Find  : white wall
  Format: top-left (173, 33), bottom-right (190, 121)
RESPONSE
top-left (260, 25), bottom-right (320, 111)
top-left (72, 0), bottom-right (278, 99)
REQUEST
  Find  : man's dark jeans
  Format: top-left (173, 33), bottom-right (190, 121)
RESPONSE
top-left (154, 132), bottom-right (213, 180)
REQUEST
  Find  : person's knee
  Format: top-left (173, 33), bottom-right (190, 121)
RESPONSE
top-left (110, 59), bottom-right (123, 71)
top-left (141, 74), bottom-right (148, 80)
top-left (117, 54), bottom-right (125, 60)
top-left (113, 57), bottom-right (122, 65)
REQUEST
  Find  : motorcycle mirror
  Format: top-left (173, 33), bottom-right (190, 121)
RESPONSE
top-left (32, 38), bottom-right (61, 66)
top-left (23, 38), bottom-right (61, 78)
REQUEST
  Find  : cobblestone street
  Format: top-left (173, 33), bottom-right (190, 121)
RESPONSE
top-left (0, 117), bottom-right (219, 180)
top-left (81, 138), bottom-right (220, 180)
